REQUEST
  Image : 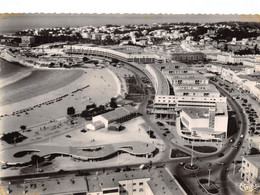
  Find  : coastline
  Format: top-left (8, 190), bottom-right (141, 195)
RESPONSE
top-left (0, 70), bottom-right (32, 89)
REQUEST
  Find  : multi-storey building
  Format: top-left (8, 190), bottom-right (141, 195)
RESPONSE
top-left (0, 168), bottom-right (187, 195)
top-left (241, 155), bottom-right (260, 186)
top-left (171, 52), bottom-right (205, 62)
top-left (64, 45), bottom-right (167, 64)
top-left (19, 36), bottom-right (35, 47)
top-left (145, 63), bottom-right (228, 141)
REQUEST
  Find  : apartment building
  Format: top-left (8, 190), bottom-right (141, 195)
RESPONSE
top-left (145, 63), bottom-right (228, 141)
top-left (241, 155), bottom-right (260, 186)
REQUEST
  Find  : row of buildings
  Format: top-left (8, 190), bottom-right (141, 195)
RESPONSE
top-left (65, 44), bottom-right (228, 142)
top-left (207, 64), bottom-right (260, 102)
top-left (64, 44), bottom-right (205, 64)
top-left (145, 63), bottom-right (228, 141)
top-left (1, 168), bottom-right (187, 195)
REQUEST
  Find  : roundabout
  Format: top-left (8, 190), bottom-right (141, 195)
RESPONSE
top-left (183, 163), bottom-right (200, 171)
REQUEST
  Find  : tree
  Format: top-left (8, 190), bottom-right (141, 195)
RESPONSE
top-left (1, 131), bottom-right (27, 144)
top-left (67, 107), bottom-right (75, 116)
top-left (98, 105), bottom-right (105, 111)
top-left (86, 103), bottom-right (96, 110)
top-left (111, 58), bottom-right (119, 64)
top-left (31, 154), bottom-right (45, 164)
top-left (110, 98), bottom-right (118, 109)
top-left (49, 62), bottom-right (55, 67)
top-left (83, 57), bottom-right (89, 62)
top-left (20, 125), bottom-right (27, 131)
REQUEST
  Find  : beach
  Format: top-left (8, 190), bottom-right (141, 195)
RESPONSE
top-left (0, 64), bottom-right (120, 133)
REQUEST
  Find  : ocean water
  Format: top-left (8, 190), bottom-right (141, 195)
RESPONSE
top-left (0, 58), bottom-right (28, 78)
top-left (0, 14), bottom-right (252, 35)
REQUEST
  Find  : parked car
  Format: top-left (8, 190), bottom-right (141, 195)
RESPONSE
top-left (217, 161), bottom-right (225, 165)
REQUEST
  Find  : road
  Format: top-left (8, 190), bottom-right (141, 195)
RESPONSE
top-left (166, 80), bottom-right (248, 195)
top-left (0, 57), bottom-right (250, 195)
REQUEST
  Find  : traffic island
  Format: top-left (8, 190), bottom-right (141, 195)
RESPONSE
top-left (170, 148), bottom-right (190, 159)
top-left (198, 178), bottom-right (220, 195)
top-left (183, 163), bottom-right (199, 171)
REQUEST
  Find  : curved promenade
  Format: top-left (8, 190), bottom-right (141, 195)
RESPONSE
top-left (65, 45), bottom-right (169, 96)
top-left (0, 141), bottom-right (157, 165)
top-left (145, 64), bottom-right (170, 95)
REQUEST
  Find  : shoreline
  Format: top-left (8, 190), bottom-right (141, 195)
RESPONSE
top-left (0, 70), bottom-right (32, 89)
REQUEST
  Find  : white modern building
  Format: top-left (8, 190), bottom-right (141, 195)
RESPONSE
top-left (145, 63), bottom-right (228, 141)
top-left (64, 45), bottom-right (167, 64)
top-left (86, 106), bottom-right (137, 130)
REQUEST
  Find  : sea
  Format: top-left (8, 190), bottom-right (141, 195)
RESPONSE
top-left (0, 58), bottom-right (28, 78)
top-left (0, 14), bottom-right (254, 35)
top-left (0, 14), bottom-right (255, 78)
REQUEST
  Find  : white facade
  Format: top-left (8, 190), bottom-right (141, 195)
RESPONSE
top-left (241, 155), bottom-right (260, 186)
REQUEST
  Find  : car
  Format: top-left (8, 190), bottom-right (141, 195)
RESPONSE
top-left (229, 138), bottom-right (235, 143)
top-left (156, 122), bottom-right (164, 126)
top-left (65, 135), bottom-right (71, 138)
top-left (237, 141), bottom-right (241, 145)
top-left (218, 153), bottom-right (224, 157)
top-left (162, 133), bottom-right (167, 137)
top-left (217, 161), bottom-right (225, 165)
top-left (224, 168), bottom-right (229, 173)
top-left (179, 162), bottom-right (185, 167)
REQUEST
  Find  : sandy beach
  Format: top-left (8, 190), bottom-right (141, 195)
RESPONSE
top-left (0, 69), bottom-right (84, 106)
top-left (0, 67), bottom-right (120, 132)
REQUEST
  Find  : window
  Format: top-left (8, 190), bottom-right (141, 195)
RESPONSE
top-left (139, 188), bottom-right (144, 192)
top-left (103, 189), bottom-right (119, 194)
top-left (133, 189), bottom-right (136, 192)
top-left (139, 182), bottom-right (143, 186)
top-left (133, 183), bottom-right (136, 186)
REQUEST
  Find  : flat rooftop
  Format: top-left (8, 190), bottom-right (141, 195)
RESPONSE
top-left (182, 107), bottom-right (209, 119)
top-left (238, 74), bottom-right (260, 82)
top-left (243, 154), bottom-right (260, 168)
top-left (174, 84), bottom-right (220, 94)
top-left (146, 64), bottom-right (170, 95)
top-left (148, 168), bottom-right (186, 195)
top-left (0, 168), bottom-right (185, 195)
top-left (168, 74), bottom-right (208, 80)
top-left (215, 102), bottom-right (228, 115)
top-left (98, 106), bottom-right (136, 122)
top-left (152, 62), bottom-right (187, 70)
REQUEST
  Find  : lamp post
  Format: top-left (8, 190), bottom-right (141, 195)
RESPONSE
top-left (208, 169), bottom-right (212, 187)
top-left (233, 161), bottom-right (236, 175)
top-left (191, 139), bottom-right (194, 166)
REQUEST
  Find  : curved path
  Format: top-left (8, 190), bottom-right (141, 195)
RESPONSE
top-left (0, 141), bottom-right (157, 165)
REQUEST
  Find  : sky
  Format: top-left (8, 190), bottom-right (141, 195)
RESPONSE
top-left (0, 14), bottom-right (259, 35)
top-left (0, 0), bottom-right (259, 14)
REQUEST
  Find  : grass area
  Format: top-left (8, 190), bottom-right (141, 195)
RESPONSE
top-left (184, 145), bottom-right (217, 153)
top-left (170, 148), bottom-right (190, 158)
